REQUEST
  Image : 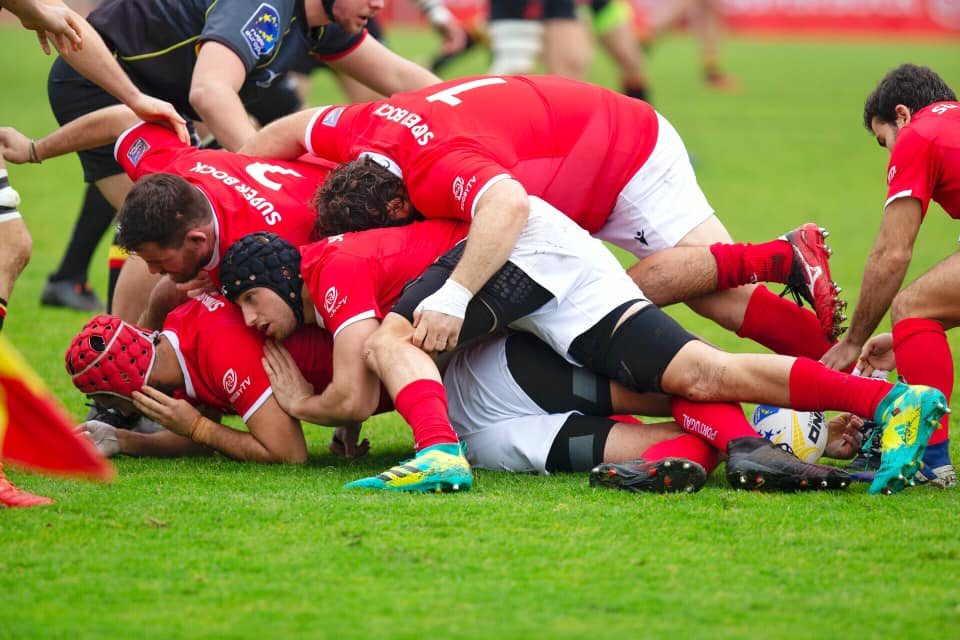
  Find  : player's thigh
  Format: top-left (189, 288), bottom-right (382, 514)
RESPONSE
top-left (95, 174), bottom-right (133, 211)
top-left (892, 253), bottom-right (960, 328)
top-left (111, 255), bottom-right (163, 323)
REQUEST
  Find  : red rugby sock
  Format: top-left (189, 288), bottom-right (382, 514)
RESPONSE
top-left (671, 397), bottom-right (757, 450)
top-left (737, 285), bottom-right (835, 360)
top-left (788, 357), bottom-right (892, 418)
top-left (641, 434), bottom-right (720, 474)
top-left (893, 318), bottom-right (953, 442)
top-left (710, 240), bottom-right (793, 290)
top-left (394, 379), bottom-right (460, 451)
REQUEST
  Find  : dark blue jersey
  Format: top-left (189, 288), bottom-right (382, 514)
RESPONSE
top-left (87, 0), bottom-right (363, 119)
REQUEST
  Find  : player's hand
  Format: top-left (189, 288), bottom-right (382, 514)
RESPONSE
top-left (412, 278), bottom-right (472, 354)
top-left (77, 420), bottom-right (120, 457)
top-left (0, 127), bottom-right (34, 164)
top-left (853, 333), bottom-right (895, 379)
top-left (330, 424), bottom-right (370, 458)
top-left (823, 413), bottom-right (864, 460)
top-left (126, 93), bottom-right (190, 144)
top-left (412, 309), bottom-right (464, 354)
top-left (819, 337), bottom-right (862, 371)
top-left (436, 19), bottom-right (468, 55)
top-left (19, 4), bottom-right (83, 55)
top-left (132, 385), bottom-right (200, 437)
top-left (175, 271), bottom-right (216, 298)
top-left (262, 340), bottom-right (314, 419)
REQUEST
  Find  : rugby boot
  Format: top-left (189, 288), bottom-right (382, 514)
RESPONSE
top-left (870, 382), bottom-right (949, 495)
top-left (590, 457), bottom-right (707, 494)
top-left (41, 278), bottom-right (105, 312)
top-left (725, 436), bottom-right (850, 491)
top-left (343, 444), bottom-right (473, 492)
top-left (0, 464), bottom-right (54, 508)
top-left (780, 223), bottom-right (846, 341)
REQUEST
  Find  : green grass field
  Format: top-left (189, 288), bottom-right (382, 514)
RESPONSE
top-left (2, 24), bottom-right (960, 639)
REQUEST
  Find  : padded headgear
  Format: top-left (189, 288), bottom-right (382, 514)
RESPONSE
top-left (65, 314), bottom-right (158, 400)
top-left (219, 232), bottom-right (305, 328)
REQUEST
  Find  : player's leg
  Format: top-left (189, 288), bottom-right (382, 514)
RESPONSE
top-left (45, 57), bottom-right (125, 311)
top-left (591, 0), bottom-right (650, 101)
top-left (541, 0), bottom-right (591, 80)
top-left (487, 0), bottom-right (543, 75)
top-left (570, 303), bottom-right (946, 493)
top-left (889, 255), bottom-right (960, 487)
top-left (0, 159), bottom-right (31, 332)
top-left (601, 111), bottom-right (842, 355)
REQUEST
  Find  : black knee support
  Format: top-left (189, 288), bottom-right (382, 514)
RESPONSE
top-left (545, 414), bottom-right (616, 473)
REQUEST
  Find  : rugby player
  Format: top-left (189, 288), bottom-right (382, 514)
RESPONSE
top-left (822, 64), bottom-right (959, 488)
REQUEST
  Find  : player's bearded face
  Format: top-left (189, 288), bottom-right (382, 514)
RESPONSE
top-left (135, 241), bottom-right (209, 283)
top-left (237, 287), bottom-right (297, 341)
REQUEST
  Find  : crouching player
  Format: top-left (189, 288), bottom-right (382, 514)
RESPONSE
top-left (67, 292), bottom-right (342, 463)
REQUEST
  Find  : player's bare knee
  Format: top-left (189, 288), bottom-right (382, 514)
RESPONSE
top-left (890, 285), bottom-right (926, 324)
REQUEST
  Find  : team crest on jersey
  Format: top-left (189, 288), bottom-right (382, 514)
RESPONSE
top-left (241, 3), bottom-right (281, 58)
top-left (223, 368), bottom-right (238, 395)
top-left (324, 287), bottom-right (338, 314)
top-left (888, 165), bottom-right (897, 184)
top-left (322, 106), bottom-right (345, 128)
top-left (126, 137), bottom-right (150, 166)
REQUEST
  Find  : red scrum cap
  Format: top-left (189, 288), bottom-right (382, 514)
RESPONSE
top-left (65, 314), bottom-right (158, 399)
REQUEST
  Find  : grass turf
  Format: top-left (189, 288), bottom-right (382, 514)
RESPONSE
top-left (1, 24), bottom-right (960, 639)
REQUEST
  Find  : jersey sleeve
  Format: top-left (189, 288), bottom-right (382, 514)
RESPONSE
top-left (200, 326), bottom-right (273, 422)
top-left (200, 0), bottom-right (292, 72)
top-left (114, 122), bottom-right (192, 181)
top-left (406, 146), bottom-right (513, 221)
top-left (306, 251), bottom-right (381, 338)
top-left (886, 128), bottom-right (935, 217)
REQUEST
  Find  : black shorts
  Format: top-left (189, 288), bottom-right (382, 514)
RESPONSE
top-left (47, 56), bottom-right (124, 183)
top-left (489, 0), bottom-right (577, 21)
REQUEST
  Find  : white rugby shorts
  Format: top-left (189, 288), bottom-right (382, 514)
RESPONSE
top-left (444, 335), bottom-right (574, 474)
top-left (594, 112), bottom-right (715, 259)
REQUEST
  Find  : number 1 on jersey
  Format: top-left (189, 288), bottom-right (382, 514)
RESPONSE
top-left (425, 77), bottom-right (508, 107)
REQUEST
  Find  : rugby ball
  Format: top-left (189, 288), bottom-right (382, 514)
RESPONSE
top-left (751, 405), bottom-right (827, 463)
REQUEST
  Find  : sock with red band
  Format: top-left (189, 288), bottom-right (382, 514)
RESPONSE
top-left (710, 240), bottom-right (793, 290)
top-left (893, 317), bottom-right (953, 440)
top-left (393, 379), bottom-right (460, 452)
top-left (789, 357), bottom-right (892, 418)
top-left (641, 433), bottom-right (720, 474)
top-left (737, 285), bottom-right (834, 360)
top-left (671, 397), bottom-right (758, 451)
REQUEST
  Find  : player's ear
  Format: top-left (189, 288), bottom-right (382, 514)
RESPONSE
top-left (386, 197), bottom-right (410, 221)
top-left (894, 104), bottom-right (912, 127)
top-left (183, 228), bottom-right (208, 246)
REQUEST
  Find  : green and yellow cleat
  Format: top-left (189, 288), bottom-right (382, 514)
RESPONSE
top-left (870, 383), bottom-right (950, 495)
top-left (343, 444), bottom-right (473, 493)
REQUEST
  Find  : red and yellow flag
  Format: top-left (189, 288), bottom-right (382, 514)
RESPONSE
top-left (0, 335), bottom-right (113, 480)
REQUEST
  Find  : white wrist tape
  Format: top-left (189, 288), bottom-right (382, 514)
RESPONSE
top-left (852, 366), bottom-right (890, 379)
top-left (416, 279), bottom-right (472, 319)
top-left (427, 4), bottom-right (453, 26)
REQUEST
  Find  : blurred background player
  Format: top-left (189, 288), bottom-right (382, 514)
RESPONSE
top-left (643, 0), bottom-right (739, 91)
top-left (822, 64), bottom-right (959, 488)
top-left (37, 0), bottom-right (439, 316)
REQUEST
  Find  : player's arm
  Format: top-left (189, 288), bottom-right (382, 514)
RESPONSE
top-left (263, 319), bottom-right (382, 426)
top-left (132, 386), bottom-right (308, 463)
top-left (413, 179), bottom-right (530, 352)
top-left (115, 428), bottom-right (212, 457)
top-left (326, 37), bottom-right (440, 96)
top-left (188, 41), bottom-right (257, 152)
top-left (821, 197), bottom-right (922, 370)
top-left (6, 0), bottom-right (189, 142)
top-left (0, 104), bottom-right (139, 164)
top-left (236, 108), bottom-right (319, 160)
